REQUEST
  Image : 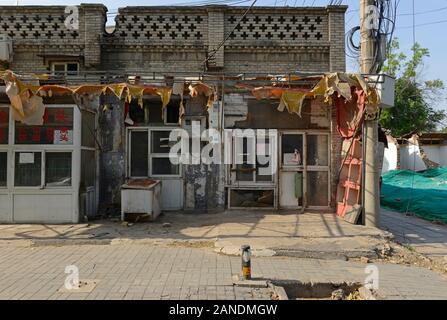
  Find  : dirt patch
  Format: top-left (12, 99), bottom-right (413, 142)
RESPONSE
top-left (270, 280), bottom-right (376, 300)
top-left (167, 240), bottom-right (215, 249)
top-left (353, 240), bottom-right (447, 276)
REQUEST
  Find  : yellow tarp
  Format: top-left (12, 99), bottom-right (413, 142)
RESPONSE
top-left (247, 72), bottom-right (380, 117)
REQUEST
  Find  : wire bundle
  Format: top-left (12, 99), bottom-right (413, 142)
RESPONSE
top-left (346, 0), bottom-right (399, 74)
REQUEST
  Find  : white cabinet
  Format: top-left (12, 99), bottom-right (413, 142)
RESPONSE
top-left (121, 180), bottom-right (161, 221)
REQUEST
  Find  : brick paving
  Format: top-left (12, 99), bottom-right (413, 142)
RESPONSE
top-left (0, 244), bottom-right (446, 300)
top-left (381, 208), bottom-right (447, 257)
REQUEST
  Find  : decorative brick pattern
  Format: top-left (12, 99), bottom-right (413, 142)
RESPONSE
top-left (112, 14), bottom-right (208, 43)
top-left (0, 14), bottom-right (79, 40)
top-left (225, 13), bottom-right (327, 42)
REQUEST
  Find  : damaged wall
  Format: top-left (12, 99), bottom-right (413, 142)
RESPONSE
top-left (97, 95), bottom-right (126, 206)
top-left (183, 95), bottom-right (226, 211)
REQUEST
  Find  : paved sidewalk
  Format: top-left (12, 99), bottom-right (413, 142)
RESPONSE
top-left (0, 211), bottom-right (390, 259)
top-left (0, 244), bottom-right (446, 300)
top-left (380, 208), bottom-right (447, 258)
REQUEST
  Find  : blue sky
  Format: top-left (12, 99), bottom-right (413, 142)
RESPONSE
top-left (1, 0), bottom-right (446, 113)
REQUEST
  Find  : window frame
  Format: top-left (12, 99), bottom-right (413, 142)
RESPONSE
top-left (127, 127), bottom-right (182, 179)
top-left (0, 103), bottom-right (78, 190)
top-left (0, 151), bottom-right (8, 189)
top-left (279, 130), bottom-right (331, 209)
top-left (12, 150), bottom-right (73, 189)
top-left (230, 130), bottom-right (277, 186)
top-left (50, 61), bottom-right (80, 76)
top-left (14, 106), bottom-right (74, 146)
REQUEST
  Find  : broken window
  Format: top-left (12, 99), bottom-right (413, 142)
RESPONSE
top-left (45, 152), bottom-right (72, 187)
top-left (229, 189), bottom-right (274, 208)
top-left (14, 152), bottom-right (42, 187)
top-left (165, 100), bottom-right (180, 125)
top-left (128, 98), bottom-right (180, 126)
top-left (0, 152), bottom-right (6, 187)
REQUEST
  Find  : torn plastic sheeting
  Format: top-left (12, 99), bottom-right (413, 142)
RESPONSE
top-left (242, 73), bottom-right (380, 118)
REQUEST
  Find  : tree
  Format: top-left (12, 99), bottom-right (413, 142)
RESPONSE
top-left (380, 39), bottom-right (446, 137)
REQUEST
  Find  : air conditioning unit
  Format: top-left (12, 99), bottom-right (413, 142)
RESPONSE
top-left (367, 74), bottom-right (395, 109)
top-left (0, 34), bottom-right (13, 63)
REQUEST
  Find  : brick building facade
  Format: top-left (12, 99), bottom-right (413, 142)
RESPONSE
top-left (0, 4), bottom-right (347, 223)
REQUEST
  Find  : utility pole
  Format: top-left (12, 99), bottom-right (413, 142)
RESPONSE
top-left (360, 0), bottom-right (380, 227)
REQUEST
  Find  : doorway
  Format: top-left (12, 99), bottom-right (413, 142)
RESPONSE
top-left (279, 131), bottom-right (330, 209)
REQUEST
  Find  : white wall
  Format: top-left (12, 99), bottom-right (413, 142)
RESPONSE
top-left (382, 139), bottom-right (398, 173)
top-left (400, 144), bottom-right (427, 171)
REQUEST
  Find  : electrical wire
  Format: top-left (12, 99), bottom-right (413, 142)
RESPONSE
top-left (346, 0), bottom-right (400, 74)
top-left (203, 0), bottom-right (258, 67)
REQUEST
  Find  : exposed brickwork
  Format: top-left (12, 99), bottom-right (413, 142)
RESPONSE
top-left (327, 6), bottom-right (346, 72)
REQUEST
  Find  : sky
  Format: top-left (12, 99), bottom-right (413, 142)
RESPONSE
top-left (1, 0), bottom-right (446, 114)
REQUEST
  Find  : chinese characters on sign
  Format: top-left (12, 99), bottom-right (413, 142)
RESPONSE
top-left (15, 108), bottom-right (73, 145)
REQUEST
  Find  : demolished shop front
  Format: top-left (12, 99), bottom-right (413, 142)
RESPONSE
top-left (225, 96), bottom-right (333, 210)
top-left (1, 72), bottom-right (378, 222)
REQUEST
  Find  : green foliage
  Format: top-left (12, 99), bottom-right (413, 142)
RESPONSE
top-left (380, 39), bottom-right (446, 137)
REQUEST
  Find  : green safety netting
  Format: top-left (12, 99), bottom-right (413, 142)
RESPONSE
top-left (381, 168), bottom-right (447, 223)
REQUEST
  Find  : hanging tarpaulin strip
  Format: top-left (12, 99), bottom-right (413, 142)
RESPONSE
top-left (335, 88), bottom-right (366, 139)
top-left (241, 73), bottom-right (380, 118)
top-left (0, 71), bottom-right (178, 124)
top-left (189, 82), bottom-right (216, 109)
top-left (278, 91), bottom-right (308, 116)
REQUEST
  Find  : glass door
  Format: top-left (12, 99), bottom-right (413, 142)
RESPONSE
top-left (279, 132), bottom-right (304, 209)
top-left (279, 131), bottom-right (330, 209)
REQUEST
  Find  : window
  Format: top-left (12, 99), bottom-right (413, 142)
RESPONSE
top-left (307, 134), bottom-right (329, 166)
top-left (50, 62), bottom-right (79, 76)
top-left (128, 129), bottom-right (180, 177)
top-left (281, 134), bottom-right (303, 166)
top-left (150, 130), bottom-right (179, 176)
top-left (151, 157), bottom-right (179, 175)
top-left (307, 171), bottom-right (329, 207)
top-left (232, 133), bottom-right (274, 184)
top-left (15, 107), bottom-right (74, 145)
top-left (127, 99), bottom-right (181, 126)
top-left (0, 107), bottom-right (8, 145)
top-left (0, 152), bottom-right (6, 187)
top-left (14, 152), bottom-right (42, 187)
top-left (130, 131), bottom-right (148, 177)
top-left (165, 100), bottom-right (180, 125)
top-left (45, 152), bottom-right (72, 187)
top-left (230, 189), bottom-right (274, 208)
